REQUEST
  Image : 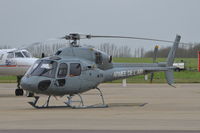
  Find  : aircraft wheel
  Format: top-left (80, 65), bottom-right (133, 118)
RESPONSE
top-left (26, 91), bottom-right (34, 97)
top-left (15, 89), bottom-right (24, 96)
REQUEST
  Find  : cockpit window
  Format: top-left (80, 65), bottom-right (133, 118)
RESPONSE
top-left (95, 52), bottom-right (103, 64)
top-left (57, 63), bottom-right (68, 78)
top-left (22, 51), bottom-right (31, 58)
top-left (15, 52), bottom-right (24, 58)
top-left (70, 63), bottom-right (81, 76)
top-left (7, 52), bottom-right (14, 58)
top-left (30, 60), bottom-right (57, 78)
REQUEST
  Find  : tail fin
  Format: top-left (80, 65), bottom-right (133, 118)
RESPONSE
top-left (166, 35), bottom-right (181, 66)
top-left (165, 35), bottom-right (181, 86)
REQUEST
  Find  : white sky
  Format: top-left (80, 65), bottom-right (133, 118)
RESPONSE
top-left (0, 0), bottom-right (200, 51)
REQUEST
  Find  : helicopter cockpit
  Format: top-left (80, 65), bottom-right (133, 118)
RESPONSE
top-left (27, 60), bottom-right (58, 78)
top-left (7, 50), bottom-right (32, 58)
top-left (26, 59), bottom-right (82, 79)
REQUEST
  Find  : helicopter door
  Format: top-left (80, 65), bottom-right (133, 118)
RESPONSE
top-left (65, 63), bottom-right (81, 91)
top-left (81, 65), bottom-right (101, 90)
top-left (56, 63), bottom-right (68, 87)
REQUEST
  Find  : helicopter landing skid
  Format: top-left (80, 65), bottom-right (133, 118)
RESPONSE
top-left (28, 95), bottom-right (52, 109)
top-left (28, 88), bottom-right (108, 109)
top-left (64, 88), bottom-right (108, 109)
top-left (28, 96), bottom-right (41, 108)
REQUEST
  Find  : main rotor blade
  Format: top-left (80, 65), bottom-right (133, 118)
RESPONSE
top-left (60, 33), bottom-right (188, 45)
top-left (90, 35), bottom-right (187, 45)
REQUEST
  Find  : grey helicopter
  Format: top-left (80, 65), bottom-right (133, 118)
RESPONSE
top-left (20, 33), bottom-right (181, 109)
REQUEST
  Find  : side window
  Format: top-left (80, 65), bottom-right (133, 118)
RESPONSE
top-left (15, 52), bottom-right (24, 58)
top-left (57, 63), bottom-right (68, 78)
top-left (7, 52), bottom-right (14, 58)
top-left (70, 63), bottom-right (81, 76)
top-left (95, 52), bottom-right (102, 64)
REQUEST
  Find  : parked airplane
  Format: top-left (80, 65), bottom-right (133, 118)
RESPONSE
top-left (0, 48), bottom-right (38, 96)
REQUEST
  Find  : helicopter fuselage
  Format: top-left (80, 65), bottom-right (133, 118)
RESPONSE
top-left (21, 46), bottom-right (172, 96)
top-left (21, 46), bottom-right (112, 96)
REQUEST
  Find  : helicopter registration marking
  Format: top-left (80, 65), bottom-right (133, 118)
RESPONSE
top-left (113, 69), bottom-right (144, 78)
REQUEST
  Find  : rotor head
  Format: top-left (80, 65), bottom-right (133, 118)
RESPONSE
top-left (61, 33), bottom-right (91, 47)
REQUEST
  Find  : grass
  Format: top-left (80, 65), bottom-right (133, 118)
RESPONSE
top-left (0, 57), bottom-right (199, 83)
top-left (0, 76), bottom-right (16, 83)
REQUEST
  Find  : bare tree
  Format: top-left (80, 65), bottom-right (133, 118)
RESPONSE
top-left (0, 45), bottom-right (11, 49)
top-left (144, 43), bottom-right (200, 58)
top-left (140, 48), bottom-right (144, 58)
top-left (26, 40), bottom-right (68, 57)
top-left (97, 43), bottom-right (132, 57)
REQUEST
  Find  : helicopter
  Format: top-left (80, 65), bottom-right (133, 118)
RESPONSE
top-left (0, 48), bottom-right (38, 96)
top-left (20, 33), bottom-right (181, 109)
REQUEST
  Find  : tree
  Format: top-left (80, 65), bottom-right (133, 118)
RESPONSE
top-left (26, 40), bottom-right (68, 57)
top-left (0, 45), bottom-right (11, 49)
top-left (144, 43), bottom-right (200, 58)
top-left (97, 43), bottom-right (132, 57)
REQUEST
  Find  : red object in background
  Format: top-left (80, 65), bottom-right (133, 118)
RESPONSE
top-left (198, 51), bottom-right (200, 72)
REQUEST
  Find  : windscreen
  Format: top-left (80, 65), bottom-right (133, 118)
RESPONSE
top-left (22, 51), bottom-right (32, 58)
top-left (15, 52), bottom-right (24, 58)
top-left (29, 60), bottom-right (57, 78)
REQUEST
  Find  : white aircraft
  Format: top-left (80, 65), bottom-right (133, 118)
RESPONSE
top-left (0, 48), bottom-right (38, 96)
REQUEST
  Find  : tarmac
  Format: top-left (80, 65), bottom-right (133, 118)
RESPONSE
top-left (0, 83), bottom-right (200, 132)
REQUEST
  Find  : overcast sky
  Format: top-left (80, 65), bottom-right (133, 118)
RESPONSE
top-left (0, 0), bottom-right (200, 50)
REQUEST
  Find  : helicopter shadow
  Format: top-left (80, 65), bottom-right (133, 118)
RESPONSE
top-left (0, 94), bottom-right (16, 98)
top-left (28, 102), bottom-right (148, 109)
top-left (107, 102), bottom-right (148, 108)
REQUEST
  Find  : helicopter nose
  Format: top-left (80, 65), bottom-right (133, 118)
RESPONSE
top-left (21, 77), bottom-right (36, 92)
top-left (21, 76), bottom-right (52, 92)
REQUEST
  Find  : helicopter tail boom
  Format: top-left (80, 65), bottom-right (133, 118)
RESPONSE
top-left (104, 35), bottom-right (181, 86)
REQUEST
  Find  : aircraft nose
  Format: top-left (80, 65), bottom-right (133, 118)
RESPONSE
top-left (21, 77), bottom-right (36, 92)
top-left (21, 76), bottom-right (52, 93)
